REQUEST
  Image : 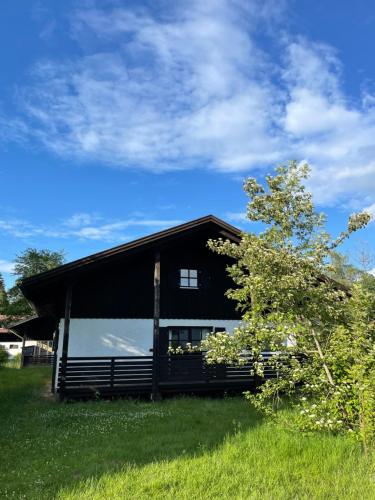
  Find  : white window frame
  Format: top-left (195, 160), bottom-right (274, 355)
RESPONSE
top-left (179, 269), bottom-right (199, 289)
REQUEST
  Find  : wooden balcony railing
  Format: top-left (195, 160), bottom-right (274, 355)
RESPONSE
top-left (58, 356), bottom-right (153, 394)
top-left (57, 353), bottom-right (280, 397)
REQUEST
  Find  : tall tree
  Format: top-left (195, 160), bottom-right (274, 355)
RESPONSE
top-left (13, 248), bottom-right (65, 278)
top-left (354, 244), bottom-right (375, 297)
top-left (328, 251), bottom-right (360, 286)
top-left (202, 161), bottom-right (373, 445)
top-left (5, 286), bottom-right (34, 317)
top-left (5, 248), bottom-right (65, 318)
top-left (0, 273), bottom-right (9, 317)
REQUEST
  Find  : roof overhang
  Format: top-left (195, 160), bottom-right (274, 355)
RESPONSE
top-left (19, 215), bottom-right (241, 303)
top-left (9, 316), bottom-right (57, 341)
top-left (0, 328), bottom-right (22, 342)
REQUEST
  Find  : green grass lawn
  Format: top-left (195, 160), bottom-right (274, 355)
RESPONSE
top-left (1, 367), bottom-right (374, 499)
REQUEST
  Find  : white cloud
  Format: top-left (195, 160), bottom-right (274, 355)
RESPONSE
top-left (63, 213), bottom-right (100, 228)
top-left (0, 214), bottom-right (184, 242)
top-left (225, 212), bottom-right (249, 223)
top-left (11, 0), bottom-right (285, 173)
top-left (364, 203), bottom-right (375, 215)
top-left (3, 0), bottom-right (375, 211)
top-left (0, 260), bottom-right (15, 274)
top-left (281, 40), bottom-right (375, 206)
top-left (363, 203), bottom-right (375, 221)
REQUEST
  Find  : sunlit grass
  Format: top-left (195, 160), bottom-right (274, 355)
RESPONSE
top-left (1, 367), bottom-right (374, 499)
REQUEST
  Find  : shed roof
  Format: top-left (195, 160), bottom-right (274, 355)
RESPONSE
top-left (9, 316), bottom-right (57, 341)
top-left (0, 327), bottom-right (22, 342)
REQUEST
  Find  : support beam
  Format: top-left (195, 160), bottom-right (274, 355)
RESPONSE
top-left (59, 284), bottom-right (73, 401)
top-left (20, 334), bottom-right (26, 368)
top-left (151, 251), bottom-right (161, 401)
top-left (51, 325), bottom-right (60, 394)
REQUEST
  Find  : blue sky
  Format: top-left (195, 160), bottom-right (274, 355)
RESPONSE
top-left (0, 0), bottom-right (375, 288)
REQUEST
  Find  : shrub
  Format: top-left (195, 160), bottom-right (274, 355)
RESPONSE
top-left (0, 348), bottom-right (9, 367)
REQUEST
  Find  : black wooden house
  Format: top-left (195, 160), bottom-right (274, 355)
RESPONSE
top-left (19, 215), bottom-right (257, 399)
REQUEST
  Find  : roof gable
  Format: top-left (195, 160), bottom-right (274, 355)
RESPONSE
top-left (20, 215), bottom-right (240, 291)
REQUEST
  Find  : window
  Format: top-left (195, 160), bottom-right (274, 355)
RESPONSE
top-left (9, 345), bottom-right (19, 349)
top-left (168, 326), bottom-right (212, 349)
top-left (180, 269), bottom-right (198, 288)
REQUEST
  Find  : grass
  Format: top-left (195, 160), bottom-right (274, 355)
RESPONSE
top-left (0, 367), bottom-right (374, 499)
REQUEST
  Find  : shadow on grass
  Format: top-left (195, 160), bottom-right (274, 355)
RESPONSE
top-left (0, 367), bottom-right (264, 500)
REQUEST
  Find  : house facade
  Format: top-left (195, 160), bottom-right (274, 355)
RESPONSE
top-left (20, 216), bottom-right (255, 398)
top-left (0, 315), bottom-right (42, 359)
top-left (0, 328), bottom-right (23, 358)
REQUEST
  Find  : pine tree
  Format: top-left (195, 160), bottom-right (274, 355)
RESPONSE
top-left (0, 273), bottom-right (9, 318)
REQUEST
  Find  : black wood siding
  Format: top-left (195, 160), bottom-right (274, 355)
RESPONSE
top-left (160, 232), bottom-right (239, 319)
top-left (38, 226), bottom-right (240, 320)
top-left (70, 252), bottom-right (155, 318)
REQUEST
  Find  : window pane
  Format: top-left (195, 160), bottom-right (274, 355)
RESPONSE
top-left (191, 328), bottom-right (202, 340)
top-left (189, 269), bottom-right (197, 278)
top-left (180, 278), bottom-right (189, 287)
top-left (189, 278), bottom-right (198, 287)
top-left (179, 329), bottom-right (189, 340)
top-left (180, 269), bottom-right (189, 277)
top-left (201, 328), bottom-right (211, 339)
top-left (192, 340), bottom-right (200, 347)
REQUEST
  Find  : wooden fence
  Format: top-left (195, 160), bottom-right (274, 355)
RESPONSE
top-left (58, 356), bottom-right (153, 396)
top-left (23, 354), bottom-right (54, 367)
top-left (57, 353), bottom-right (280, 397)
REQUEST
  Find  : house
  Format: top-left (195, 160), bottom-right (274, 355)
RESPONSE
top-left (0, 326), bottom-right (23, 358)
top-left (0, 315), bottom-right (40, 359)
top-left (0, 314), bottom-right (54, 364)
top-left (19, 215), bottom-right (256, 399)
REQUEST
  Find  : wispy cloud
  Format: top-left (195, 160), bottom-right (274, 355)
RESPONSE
top-left (281, 39), bottom-right (375, 206)
top-left (2, 0), bottom-right (375, 211)
top-left (0, 213), bottom-right (184, 242)
top-left (225, 212), bottom-right (250, 223)
top-left (0, 259), bottom-right (15, 274)
top-left (17, 0), bottom-right (283, 173)
top-left (363, 203), bottom-right (375, 221)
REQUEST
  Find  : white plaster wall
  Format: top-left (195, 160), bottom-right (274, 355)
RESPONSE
top-left (56, 319), bottom-right (154, 360)
top-left (55, 318), bottom-right (240, 388)
top-left (0, 340), bottom-right (37, 358)
top-left (56, 318), bottom-right (240, 359)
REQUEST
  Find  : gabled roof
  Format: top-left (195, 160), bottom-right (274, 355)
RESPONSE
top-left (20, 215), bottom-right (241, 291)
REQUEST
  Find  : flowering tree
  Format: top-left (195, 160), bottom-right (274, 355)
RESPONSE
top-left (202, 161), bottom-right (374, 448)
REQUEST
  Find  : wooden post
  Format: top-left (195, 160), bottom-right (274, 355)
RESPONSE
top-left (20, 334), bottom-right (26, 368)
top-left (110, 358), bottom-right (115, 389)
top-left (151, 251), bottom-right (161, 401)
top-left (59, 284), bottom-right (73, 401)
top-left (51, 325), bottom-right (60, 394)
